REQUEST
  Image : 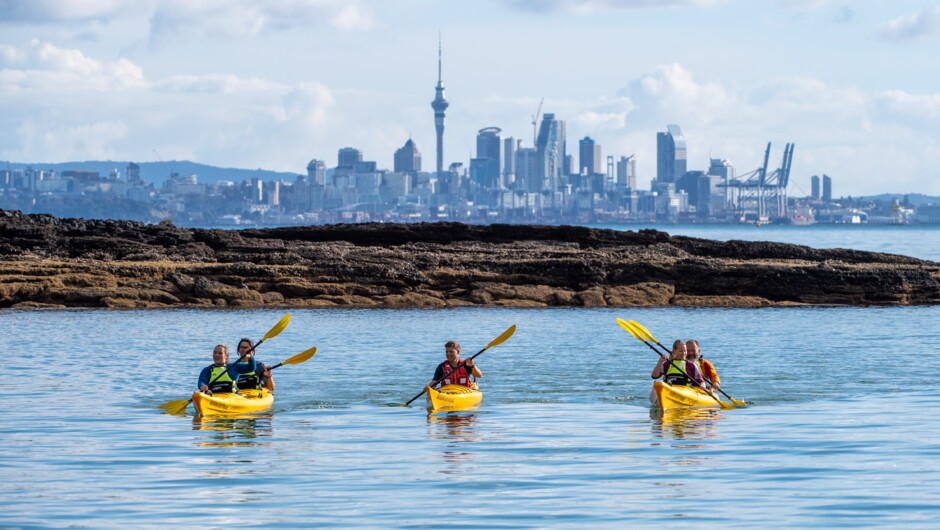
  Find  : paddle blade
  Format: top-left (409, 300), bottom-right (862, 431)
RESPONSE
top-left (616, 318), bottom-right (641, 339)
top-left (729, 396), bottom-right (747, 406)
top-left (159, 399), bottom-right (188, 410)
top-left (262, 314), bottom-right (291, 342)
top-left (628, 320), bottom-right (656, 343)
top-left (282, 346), bottom-right (317, 365)
top-left (484, 325), bottom-right (516, 350)
top-left (718, 400), bottom-right (735, 410)
top-left (163, 400), bottom-right (190, 415)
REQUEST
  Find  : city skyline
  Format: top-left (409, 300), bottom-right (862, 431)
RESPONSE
top-left (1, 1), bottom-right (939, 195)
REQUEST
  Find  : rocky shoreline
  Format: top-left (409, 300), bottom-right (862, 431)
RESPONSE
top-left (1, 209), bottom-right (938, 309)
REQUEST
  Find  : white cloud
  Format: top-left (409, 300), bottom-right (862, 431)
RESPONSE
top-left (0, 40), bottom-right (145, 91)
top-left (0, 0), bottom-right (139, 23)
top-left (878, 7), bottom-right (940, 41)
top-left (148, 0), bottom-right (373, 42)
top-left (504, 0), bottom-right (727, 13)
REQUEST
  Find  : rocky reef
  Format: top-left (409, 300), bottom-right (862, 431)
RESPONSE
top-left (1, 209), bottom-right (938, 309)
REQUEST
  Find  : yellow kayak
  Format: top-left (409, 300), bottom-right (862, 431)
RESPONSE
top-left (426, 383), bottom-right (482, 412)
top-left (192, 388), bottom-right (274, 415)
top-left (651, 381), bottom-right (719, 411)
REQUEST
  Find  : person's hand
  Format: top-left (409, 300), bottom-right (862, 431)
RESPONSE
top-left (263, 367), bottom-right (272, 378)
top-left (200, 384), bottom-right (208, 393)
top-left (464, 359), bottom-right (474, 369)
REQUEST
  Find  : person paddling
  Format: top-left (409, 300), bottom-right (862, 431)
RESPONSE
top-left (687, 339), bottom-right (720, 390)
top-left (197, 344), bottom-right (258, 394)
top-left (429, 340), bottom-right (481, 388)
top-left (650, 339), bottom-right (704, 387)
top-left (234, 338), bottom-right (275, 392)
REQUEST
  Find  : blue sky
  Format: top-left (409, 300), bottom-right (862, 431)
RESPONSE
top-left (1, 0), bottom-right (938, 195)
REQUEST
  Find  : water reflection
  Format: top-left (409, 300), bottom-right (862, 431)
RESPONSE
top-left (192, 413), bottom-right (274, 448)
top-left (427, 413), bottom-right (479, 465)
top-left (649, 407), bottom-right (722, 445)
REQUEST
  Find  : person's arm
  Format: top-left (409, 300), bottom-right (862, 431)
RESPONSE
top-left (429, 364), bottom-right (444, 387)
top-left (261, 362), bottom-right (274, 391)
top-left (465, 359), bottom-right (482, 378)
top-left (651, 356), bottom-right (667, 379)
top-left (197, 366), bottom-right (211, 392)
top-left (686, 361), bottom-right (705, 387)
top-left (704, 359), bottom-right (720, 387)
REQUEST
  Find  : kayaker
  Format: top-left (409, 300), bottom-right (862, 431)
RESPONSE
top-left (687, 339), bottom-right (720, 390)
top-left (650, 339), bottom-right (704, 387)
top-left (197, 344), bottom-right (258, 394)
top-left (234, 338), bottom-right (275, 392)
top-left (429, 340), bottom-right (481, 388)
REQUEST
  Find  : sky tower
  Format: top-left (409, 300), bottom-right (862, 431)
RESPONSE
top-left (431, 35), bottom-right (449, 175)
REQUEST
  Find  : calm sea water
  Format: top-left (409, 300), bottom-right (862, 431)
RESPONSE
top-left (2, 305), bottom-right (939, 528)
top-left (589, 223), bottom-right (940, 262)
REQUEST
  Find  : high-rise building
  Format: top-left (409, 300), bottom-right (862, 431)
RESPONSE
top-left (126, 162), bottom-right (143, 184)
top-left (515, 147), bottom-right (536, 192)
top-left (656, 124), bottom-right (687, 184)
top-left (472, 127), bottom-right (502, 189)
top-left (822, 174), bottom-right (832, 202)
top-left (338, 148), bottom-right (363, 169)
top-left (811, 175), bottom-right (820, 200)
top-left (307, 159), bottom-right (326, 186)
top-left (616, 155), bottom-right (637, 190)
top-left (535, 113), bottom-right (565, 194)
top-left (502, 137), bottom-right (517, 187)
top-left (430, 37), bottom-right (449, 175)
top-left (579, 136), bottom-right (602, 175)
top-left (394, 139), bottom-right (422, 176)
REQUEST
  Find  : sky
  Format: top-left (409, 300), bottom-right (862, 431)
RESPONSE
top-left (1, 0), bottom-right (939, 195)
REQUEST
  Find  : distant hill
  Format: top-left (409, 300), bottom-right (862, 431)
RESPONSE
top-left (855, 193), bottom-right (940, 206)
top-left (0, 160), bottom-right (300, 186)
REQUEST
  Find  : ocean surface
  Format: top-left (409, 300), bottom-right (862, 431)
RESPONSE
top-left (588, 223), bottom-right (940, 262)
top-left (3, 305), bottom-right (940, 528)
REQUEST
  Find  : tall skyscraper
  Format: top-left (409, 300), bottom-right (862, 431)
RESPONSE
top-left (656, 124), bottom-right (687, 184)
top-left (337, 147), bottom-right (363, 169)
top-left (579, 136), bottom-right (602, 175)
top-left (535, 113), bottom-right (565, 194)
top-left (616, 155), bottom-right (637, 190)
top-left (822, 174), bottom-right (832, 202)
top-left (394, 139), bottom-right (422, 176)
top-left (502, 137), bottom-right (517, 187)
top-left (811, 175), bottom-right (820, 200)
top-left (472, 127), bottom-right (502, 189)
top-left (306, 159), bottom-right (326, 186)
top-left (431, 36), bottom-right (449, 175)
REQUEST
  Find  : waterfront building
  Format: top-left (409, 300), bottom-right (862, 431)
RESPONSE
top-left (430, 37), bottom-right (449, 175)
top-left (338, 148), bottom-right (363, 170)
top-left (616, 155), bottom-right (637, 191)
top-left (502, 137), bottom-right (517, 187)
top-left (473, 127), bottom-right (502, 189)
top-left (307, 159), bottom-right (326, 186)
top-left (579, 136), bottom-right (602, 175)
top-left (126, 163), bottom-right (143, 184)
top-left (393, 139), bottom-right (422, 176)
top-left (811, 175), bottom-right (820, 200)
top-left (656, 124), bottom-right (687, 184)
top-left (514, 147), bottom-right (537, 193)
top-left (823, 174), bottom-right (832, 202)
top-left (535, 113), bottom-right (566, 195)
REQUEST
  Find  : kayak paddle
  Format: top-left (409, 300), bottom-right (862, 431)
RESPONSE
top-left (400, 324), bottom-right (516, 407)
top-left (617, 318), bottom-right (733, 410)
top-left (627, 319), bottom-right (747, 407)
top-left (160, 313), bottom-right (291, 415)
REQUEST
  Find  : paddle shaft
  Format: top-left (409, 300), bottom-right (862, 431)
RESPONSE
top-left (403, 349), bottom-right (485, 406)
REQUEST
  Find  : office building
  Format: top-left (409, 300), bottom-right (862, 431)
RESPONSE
top-left (307, 159), bottom-right (326, 186)
top-left (822, 174), bottom-right (832, 202)
top-left (616, 155), bottom-right (637, 190)
top-left (394, 139), bottom-right (422, 176)
top-left (656, 124), bottom-right (687, 184)
top-left (579, 136), bottom-right (602, 175)
top-left (535, 113), bottom-right (566, 194)
top-left (811, 175), bottom-right (820, 200)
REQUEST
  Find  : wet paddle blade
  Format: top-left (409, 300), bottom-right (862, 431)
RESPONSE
top-left (262, 313), bottom-right (291, 342)
top-left (616, 318), bottom-right (642, 340)
top-left (163, 400), bottom-right (190, 415)
top-left (158, 399), bottom-right (188, 410)
top-left (282, 346), bottom-right (316, 365)
top-left (627, 320), bottom-right (657, 343)
top-left (729, 396), bottom-right (747, 406)
top-left (484, 325), bottom-right (516, 350)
